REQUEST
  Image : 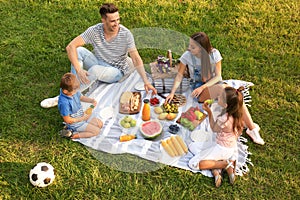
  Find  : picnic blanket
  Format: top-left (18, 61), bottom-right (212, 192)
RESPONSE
top-left (76, 70), bottom-right (253, 176)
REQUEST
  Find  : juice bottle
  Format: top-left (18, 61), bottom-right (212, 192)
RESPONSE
top-left (85, 105), bottom-right (95, 115)
top-left (120, 134), bottom-right (136, 142)
top-left (142, 99), bottom-right (151, 121)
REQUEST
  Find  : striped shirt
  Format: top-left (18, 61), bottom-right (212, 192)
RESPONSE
top-left (81, 23), bottom-right (136, 75)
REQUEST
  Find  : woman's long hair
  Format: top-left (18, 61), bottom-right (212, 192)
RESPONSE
top-left (190, 32), bottom-right (213, 82)
top-left (220, 86), bottom-right (244, 135)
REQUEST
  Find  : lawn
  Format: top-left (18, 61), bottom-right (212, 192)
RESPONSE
top-left (0, 0), bottom-right (299, 199)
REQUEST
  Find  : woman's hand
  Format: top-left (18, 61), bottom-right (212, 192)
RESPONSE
top-left (191, 87), bottom-right (204, 98)
top-left (165, 93), bottom-right (174, 104)
top-left (144, 83), bottom-right (157, 95)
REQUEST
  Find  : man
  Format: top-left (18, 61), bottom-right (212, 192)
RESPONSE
top-left (41, 3), bottom-right (156, 108)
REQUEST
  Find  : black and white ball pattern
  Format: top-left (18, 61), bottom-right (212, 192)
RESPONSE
top-left (29, 162), bottom-right (55, 187)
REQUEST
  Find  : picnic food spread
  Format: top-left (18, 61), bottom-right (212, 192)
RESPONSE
top-left (119, 91), bottom-right (141, 114)
top-left (118, 90), bottom-right (206, 156)
top-left (118, 91), bottom-right (206, 142)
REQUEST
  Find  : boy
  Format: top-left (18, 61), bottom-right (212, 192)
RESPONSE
top-left (58, 73), bottom-right (102, 139)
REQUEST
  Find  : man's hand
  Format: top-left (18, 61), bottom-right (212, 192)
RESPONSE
top-left (77, 69), bottom-right (90, 84)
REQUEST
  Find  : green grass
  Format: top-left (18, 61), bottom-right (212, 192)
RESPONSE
top-left (0, 0), bottom-right (299, 199)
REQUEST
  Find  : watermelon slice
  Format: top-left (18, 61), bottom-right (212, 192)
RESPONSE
top-left (140, 120), bottom-right (162, 139)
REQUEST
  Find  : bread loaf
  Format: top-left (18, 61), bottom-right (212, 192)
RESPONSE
top-left (120, 91), bottom-right (132, 104)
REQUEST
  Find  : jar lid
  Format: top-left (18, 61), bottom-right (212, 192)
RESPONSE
top-left (143, 99), bottom-right (149, 103)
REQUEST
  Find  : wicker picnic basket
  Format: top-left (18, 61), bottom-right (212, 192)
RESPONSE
top-left (150, 62), bottom-right (190, 94)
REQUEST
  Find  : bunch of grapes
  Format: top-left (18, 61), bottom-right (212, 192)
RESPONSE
top-left (162, 103), bottom-right (178, 113)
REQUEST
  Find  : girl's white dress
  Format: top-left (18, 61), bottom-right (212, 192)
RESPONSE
top-left (188, 103), bottom-right (239, 176)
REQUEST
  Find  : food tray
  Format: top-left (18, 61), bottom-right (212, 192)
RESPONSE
top-left (119, 92), bottom-right (142, 114)
top-left (176, 107), bottom-right (207, 131)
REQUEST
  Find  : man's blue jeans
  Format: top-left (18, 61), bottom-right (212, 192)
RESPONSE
top-left (70, 47), bottom-right (123, 84)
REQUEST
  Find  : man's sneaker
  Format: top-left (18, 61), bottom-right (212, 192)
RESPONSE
top-left (246, 123), bottom-right (265, 145)
top-left (59, 129), bottom-right (73, 138)
top-left (40, 96), bottom-right (59, 108)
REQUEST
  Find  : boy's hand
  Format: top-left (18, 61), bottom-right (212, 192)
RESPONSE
top-left (91, 99), bottom-right (97, 107)
top-left (82, 113), bottom-right (91, 121)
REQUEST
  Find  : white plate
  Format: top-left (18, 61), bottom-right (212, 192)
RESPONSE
top-left (190, 130), bottom-right (211, 142)
top-left (134, 82), bottom-right (145, 91)
top-left (99, 107), bottom-right (114, 120)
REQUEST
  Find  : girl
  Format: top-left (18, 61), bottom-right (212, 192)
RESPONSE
top-left (58, 73), bottom-right (103, 139)
top-left (188, 86), bottom-right (244, 187)
top-left (165, 32), bottom-right (264, 145)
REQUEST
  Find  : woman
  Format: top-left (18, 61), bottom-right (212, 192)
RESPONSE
top-left (165, 32), bottom-right (264, 145)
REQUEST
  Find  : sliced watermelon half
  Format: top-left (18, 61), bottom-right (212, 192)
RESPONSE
top-left (140, 120), bottom-right (162, 139)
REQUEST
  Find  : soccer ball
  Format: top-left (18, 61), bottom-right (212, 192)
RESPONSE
top-left (29, 162), bottom-right (55, 187)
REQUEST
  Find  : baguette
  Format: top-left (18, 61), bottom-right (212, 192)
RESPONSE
top-left (175, 135), bottom-right (188, 153)
top-left (171, 136), bottom-right (185, 156)
top-left (161, 140), bottom-right (175, 157)
top-left (167, 138), bottom-right (179, 156)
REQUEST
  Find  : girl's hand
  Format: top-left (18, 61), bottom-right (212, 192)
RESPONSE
top-left (165, 93), bottom-right (174, 104)
top-left (202, 102), bottom-right (211, 113)
top-left (191, 87), bottom-right (204, 98)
